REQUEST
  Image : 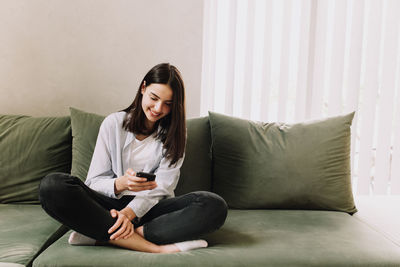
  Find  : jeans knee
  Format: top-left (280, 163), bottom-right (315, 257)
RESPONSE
top-left (39, 172), bottom-right (69, 203)
top-left (194, 191), bottom-right (228, 229)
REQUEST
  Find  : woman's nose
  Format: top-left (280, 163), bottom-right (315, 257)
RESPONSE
top-left (154, 102), bottom-right (162, 112)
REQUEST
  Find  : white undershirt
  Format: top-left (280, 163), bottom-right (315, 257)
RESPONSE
top-left (129, 137), bottom-right (153, 173)
top-left (120, 134), bottom-right (158, 196)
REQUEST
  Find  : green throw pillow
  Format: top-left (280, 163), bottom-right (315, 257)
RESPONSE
top-left (0, 115), bottom-right (72, 203)
top-left (209, 112), bottom-right (357, 214)
top-left (70, 107), bottom-right (105, 181)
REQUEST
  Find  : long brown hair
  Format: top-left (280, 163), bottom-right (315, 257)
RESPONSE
top-left (121, 63), bottom-right (186, 166)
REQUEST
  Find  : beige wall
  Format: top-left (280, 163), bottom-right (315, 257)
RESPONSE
top-left (0, 0), bottom-right (203, 118)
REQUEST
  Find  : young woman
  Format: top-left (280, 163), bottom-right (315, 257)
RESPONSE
top-left (39, 63), bottom-right (228, 253)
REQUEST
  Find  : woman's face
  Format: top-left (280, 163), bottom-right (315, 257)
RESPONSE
top-left (141, 83), bottom-right (173, 129)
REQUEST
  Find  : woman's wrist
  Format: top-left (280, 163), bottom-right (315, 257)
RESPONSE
top-left (114, 177), bottom-right (126, 195)
top-left (120, 207), bottom-right (136, 221)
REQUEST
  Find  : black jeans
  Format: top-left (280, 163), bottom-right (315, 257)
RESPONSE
top-left (39, 172), bottom-right (228, 244)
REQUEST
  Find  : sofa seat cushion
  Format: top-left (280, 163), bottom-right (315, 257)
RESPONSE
top-left (0, 204), bottom-right (66, 267)
top-left (0, 263), bottom-right (25, 267)
top-left (33, 210), bottom-right (400, 267)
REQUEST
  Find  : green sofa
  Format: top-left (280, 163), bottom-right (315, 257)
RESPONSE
top-left (1, 108), bottom-right (400, 267)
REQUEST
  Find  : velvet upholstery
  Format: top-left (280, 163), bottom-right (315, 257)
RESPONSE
top-left (209, 112), bottom-right (357, 214)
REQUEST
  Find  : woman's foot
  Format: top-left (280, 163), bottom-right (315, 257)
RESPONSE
top-left (135, 226), bottom-right (208, 253)
top-left (160, 239), bottom-right (208, 253)
top-left (175, 239), bottom-right (208, 252)
top-left (68, 231), bottom-right (96, 246)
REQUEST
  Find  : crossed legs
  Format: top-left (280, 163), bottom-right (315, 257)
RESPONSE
top-left (39, 172), bottom-right (227, 253)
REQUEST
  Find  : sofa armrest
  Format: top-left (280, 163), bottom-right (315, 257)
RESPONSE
top-left (353, 195), bottom-right (400, 246)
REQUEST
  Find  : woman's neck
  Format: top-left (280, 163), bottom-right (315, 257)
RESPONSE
top-left (135, 122), bottom-right (156, 140)
top-left (144, 120), bottom-right (156, 133)
top-left (135, 134), bottom-right (149, 141)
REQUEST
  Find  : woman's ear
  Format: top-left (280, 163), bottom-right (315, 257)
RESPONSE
top-left (141, 81), bottom-right (147, 94)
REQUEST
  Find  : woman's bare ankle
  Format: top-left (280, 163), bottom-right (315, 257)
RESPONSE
top-left (159, 244), bottom-right (180, 254)
top-left (135, 226), bottom-right (144, 238)
top-left (108, 233), bottom-right (164, 253)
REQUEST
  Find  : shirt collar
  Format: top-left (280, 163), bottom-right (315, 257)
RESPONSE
top-left (123, 131), bottom-right (135, 151)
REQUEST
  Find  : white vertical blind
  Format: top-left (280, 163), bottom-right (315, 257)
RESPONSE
top-left (388, 0), bottom-right (400, 194)
top-left (277, 0), bottom-right (291, 122)
top-left (310, 0), bottom-right (328, 118)
top-left (251, 0), bottom-right (267, 120)
top-left (294, 0), bottom-right (311, 122)
top-left (213, 0), bottom-right (228, 114)
top-left (225, 0), bottom-right (237, 116)
top-left (259, 0), bottom-right (273, 122)
top-left (392, 65), bottom-right (400, 193)
top-left (201, 0), bottom-right (400, 196)
top-left (345, 0), bottom-right (364, 186)
top-left (356, 0), bottom-right (382, 194)
top-left (327, 0), bottom-right (346, 117)
top-left (374, 0), bottom-right (398, 194)
top-left (242, 0), bottom-right (255, 119)
top-left (232, 0), bottom-right (247, 118)
top-left (304, 0), bottom-right (317, 120)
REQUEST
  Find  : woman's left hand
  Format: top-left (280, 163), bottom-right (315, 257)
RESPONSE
top-left (108, 208), bottom-right (135, 240)
top-left (114, 168), bottom-right (157, 194)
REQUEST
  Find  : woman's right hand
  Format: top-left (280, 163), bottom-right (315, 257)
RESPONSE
top-left (108, 208), bottom-right (134, 240)
top-left (114, 168), bottom-right (157, 194)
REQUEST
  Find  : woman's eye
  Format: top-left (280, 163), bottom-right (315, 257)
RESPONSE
top-left (166, 103), bottom-right (172, 107)
top-left (151, 97), bottom-right (157, 101)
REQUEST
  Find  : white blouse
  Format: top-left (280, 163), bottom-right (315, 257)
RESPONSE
top-left (85, 111), bottom-right (185, 218)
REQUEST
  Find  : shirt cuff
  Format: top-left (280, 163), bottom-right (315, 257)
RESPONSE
top-left (87, 177), bottom-right (118, 198)
top-left (127, 197), bottom-right (159, 218)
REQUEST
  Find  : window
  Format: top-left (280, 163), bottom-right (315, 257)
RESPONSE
top-left (201, 0), bottom-right (400, 196)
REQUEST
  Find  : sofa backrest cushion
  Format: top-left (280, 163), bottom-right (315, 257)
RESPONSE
top-left (70, 107), bottom-right (105, 181)
top-left (208, 111), bottom-right (357, 214)
top-left (0, 115), bottom-right (72, 204)
top-left (69, 108), bottom-right (212, 195)
top-left (176, 116), bottom-right (213, 196)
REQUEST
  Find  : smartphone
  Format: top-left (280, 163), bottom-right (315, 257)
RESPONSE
top-left (136, 171), bottom-right (156, 181)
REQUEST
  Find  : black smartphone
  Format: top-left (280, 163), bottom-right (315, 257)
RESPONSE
top-left (136, 171), bottom-right (156, 181)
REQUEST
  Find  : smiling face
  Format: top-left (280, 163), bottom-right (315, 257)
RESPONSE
top-left (141, 83), bottom-right (173, 130)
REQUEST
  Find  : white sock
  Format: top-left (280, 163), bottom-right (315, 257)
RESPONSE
top-left (68, 231), bottom-right (96, 246)
top-left (174, 239), bottom-right (208, 252)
